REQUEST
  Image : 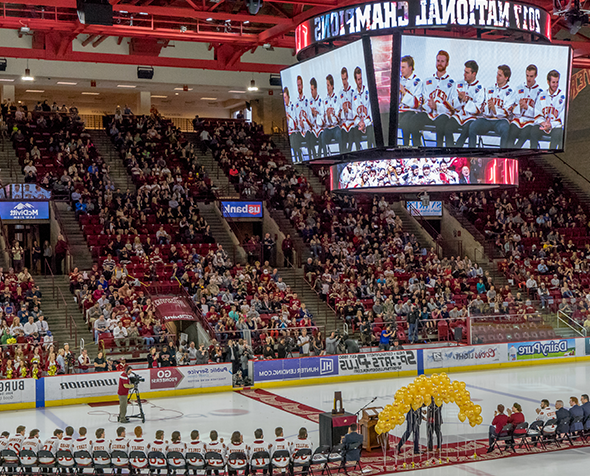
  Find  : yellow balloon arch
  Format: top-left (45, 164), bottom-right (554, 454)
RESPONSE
top-left (375, 373), bottom-right (483, 434)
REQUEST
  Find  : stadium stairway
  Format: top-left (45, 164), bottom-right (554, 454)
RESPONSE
top-left (197, 202), bottom-right (246, 265)
top-left (34, 274), bottom-right (95, 354)
top-left (0, 138), bottom-right (25, 185)
top-left (88, 130), bottom-right (136, 193)
top-left (54, 201), bottom-right (95, 271)
top-left (278, 266), bottom-right (339, 334)
top-left (538, 157), bottom-right (590, 208)
top-left (184, 133), bottom-right (240, 199)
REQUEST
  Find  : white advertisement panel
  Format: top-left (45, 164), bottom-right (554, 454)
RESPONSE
top-left (0, 378), bottom-right (36, 405)
top-left (338, 350), bottom-right (418, 375)
top-left (44, 364), bottom-right (233, 402)
top-left (424, 344), bottom-right (507, 369)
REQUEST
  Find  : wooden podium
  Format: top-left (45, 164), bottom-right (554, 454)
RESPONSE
top-left (358, 407), bottom-right (389, 452)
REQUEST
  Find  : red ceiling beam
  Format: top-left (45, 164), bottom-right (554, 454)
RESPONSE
top-left (0, 45), bottom-right (284, 73)
top-left (264, 0), bottom-right (338, 5)
top-left (81, 34), bottom-right (97, 46)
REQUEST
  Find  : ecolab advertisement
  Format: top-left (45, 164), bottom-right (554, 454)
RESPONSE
top-left (221, 201), bottom-right (263, 218)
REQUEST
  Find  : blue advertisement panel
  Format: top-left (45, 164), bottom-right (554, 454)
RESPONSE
top-left (253, 356), bottom-right (338, 382)
top-left (0, 201), bottom-right (50, 220)
top-left (221, 201), bottom-right (263, 218)
top-left (508, 339), bottom-right (576, 361)
top-left (406, 201), bottom-right (442, 217)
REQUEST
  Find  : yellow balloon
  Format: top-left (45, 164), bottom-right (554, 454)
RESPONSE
top-left (474, 405), bottom-right (482, 415)
top-left (470, 421), bottom-right (477, 427)
top-left (440, 372), bottom-right (448, 379)
top-left (411, 400), bottom-right (420, 411)
top-left (443, 396), bottom-right (450, 404)
top-left (458, 412), bottom-right (466, 422)
top-left (424, 394), bottom-right (432, 406)
top-left (435, 397), bottom-right (443, 407)
top-left (408, 384), bottom-right (417, 395)
top-left (476, 415), bottom-right (483, 425)
top-left (459, 381), bottom-right (466, 390)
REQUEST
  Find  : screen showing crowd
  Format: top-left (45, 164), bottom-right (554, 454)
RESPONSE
top-left (332, 157), bottom-right (519, 190)
top-left (397, 36), bottom-right (570, 151)
top-left (281, 39), bottom-right (376, 162)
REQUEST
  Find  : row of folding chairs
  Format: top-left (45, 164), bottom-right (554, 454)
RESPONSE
top-left (491, 414), bottom-right (590, 453)
top-left (0, 445), bottom-right (362, 476)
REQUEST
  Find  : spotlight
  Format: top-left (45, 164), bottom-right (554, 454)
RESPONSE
top-left (247, 79), bottom-right (258, 91)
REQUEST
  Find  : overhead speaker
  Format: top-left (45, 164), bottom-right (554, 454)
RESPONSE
top-left (77, 0), bottom-right (113, 26)
top-left (269, 74), bottom-right (281, 87)
top-left (137, 66), bottom-right (154, 80)
top-left (246, 0), bottom-right (263, 15)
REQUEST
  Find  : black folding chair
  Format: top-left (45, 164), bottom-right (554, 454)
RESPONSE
top-left (38, 450), bottom-right (56, 474)
top-left (19, 449), bottom-right (37, 475)
top-left (493, 423), bottom-right (514, 454)
top-left (512, 422), bottom-right (529, 450)
top-left (525, 420), bottom-right (544, 449)
top-left (74, 450), bottom-right (93, 475)
top-left (91, 450), bottom-right (111, 473)
top-left (324, 444), bottom-right (344, 476)
top-left (569, 415), bottom-right (585, 441)
top-left (291, 448), bottom-right (312, 476)
top-left (129, 450), bottom-right (149, 474)
top-left (185, 451), bottom-right (205, 475)
top-left (1, 449), bottom-right (20, 472)
top-left (167, 451), bottom-right (187, 475)
top-left (309, 446), bottom-right (329, 476)
top-left (556, 417), bottom-right (573, 446)
top-left (147, 451), bottom-right (167, 475)
top-left (540, 418), bottom-right (559, 448)
top-left (56, 449), bottom-right (76, 473)
top-left (110, 450), bottom-right (129, 474)
top-left (340, 442), bottom-right (362, 474)
top-left (227, 451), bottom-right (248, 475)
top-left (270, 449), bottom-right (290, 475)
top-left (249, 451), bottom-right (270, 475)
top-left (204, 451), bottom-right (225, 475)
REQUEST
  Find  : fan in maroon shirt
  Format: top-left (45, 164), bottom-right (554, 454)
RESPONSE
top-left (487, 404), bottom-right (509, 452)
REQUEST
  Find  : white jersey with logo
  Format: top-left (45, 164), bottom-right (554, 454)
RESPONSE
top-left (41, 437), bottom-right (59, 455)
top-left (308, 94), bottom-right (325, 138)
top-left (323, 93), bottom-right (340, 129)
top-left (511, 83), bottom-right (542, 128)
top-left (187, 440), bottom-right (206, 455)
top-left (205, 441), bottom-right (226, 466)
top-left (537, 406), bottom-right (557, 422)
top-left (291, 438), bottom-right (313, 464)
top-left (166, 441), bottom-right (187, 456)
top-left (0, 435), bottom-right (10, 452)
top-left (271, 437), bottom-right (291, 468)
top-left (149, 440), bottom-right (168, 467)
top-left (294, 94), bottom-right (312, 136)
top-left (21, 437), bottom-right (41, 463)
top-left (73, 438), bottom-right (92, 466)
top-left (482, 83), bottom-right (515, 120)
top-left (92, 439), bottom-right (111, 466)
top-left (110, 437), bottom-right (129, 466)
top-left (249, 439), bottom-right (271, 463)
top-left (56, 437), bottom-right (75, 466)
top-left (6, 434), bottom-right (25, 454)
top-left (352, 85), bottom-right (372, 128)
top-left (226, 442), bottom-right (248, 469)
top-left (451, 80), bottom-right (485, 125)
top-left (284, 101), bottom-right (297, 135)
top-left (129, 438), bottom-right (150, 467)
top-left (399, 73), bottom-right (424, 112)
top-left (338, 85), bottom-right (355, 132)
top-left (534, 88), bottom-right (566, 130)
top-left (423, 73), bottom-right (456, 119)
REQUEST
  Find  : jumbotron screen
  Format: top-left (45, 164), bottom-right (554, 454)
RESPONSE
top-left (281, 38), bottom-right (381, 162)
top-left (331, 157), bottom-right (519, 192)
top-left (397, 35), bottom-right (571, 151)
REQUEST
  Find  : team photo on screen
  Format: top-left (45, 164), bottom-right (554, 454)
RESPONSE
top-left (281, 39), bottom-right (376, 162)
top-left (397, 36), bottom-right (570, 151)
top-left (334, 157), bottom-right (519, 190)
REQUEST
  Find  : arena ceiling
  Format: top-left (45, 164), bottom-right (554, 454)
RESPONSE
top-left (1, 0), bottom-right (590, 71)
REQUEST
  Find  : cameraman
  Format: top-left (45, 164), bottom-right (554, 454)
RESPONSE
top-left (118, 367), bottom-right (134, 423)
top-left (326, 331), bottom-right (340, 355)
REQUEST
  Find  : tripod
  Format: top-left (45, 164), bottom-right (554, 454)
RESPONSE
top-left (127, 383), bottom-right (146, 423)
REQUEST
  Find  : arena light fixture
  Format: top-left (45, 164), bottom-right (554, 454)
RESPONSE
top-left (0, 78), bottom-right (14, 82)
top-left (57, 81), bottom-right (77, 85)
top-left (117, 84), bottom-right (136, 88)
top-left (151, 95), bottom-right (167, 98)
top-left (82, 92), bottom-right (100, 95)
top-left (247, 79), bottom-right (258, 92)
top-left (25, 89), bottom-right (44, 93)
top-left (22, 61), bottom-right (34, 81)
top-left (201, 97), bottom-right (217, 100)
top-left (229, 90), bottom-right (247, 93)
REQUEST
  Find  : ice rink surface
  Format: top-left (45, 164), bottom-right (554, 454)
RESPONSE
top-left (4, 361), bottom-right (590, 475)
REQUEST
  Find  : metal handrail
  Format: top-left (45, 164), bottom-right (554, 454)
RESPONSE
top-left (556, 309), bottom-right (587, 337)
top-left (51, 201), bottom-right (72, 274)
top-left (406, 201), bottom-right (444, 256)
top-left (43, 258), bottom-right (56, 300)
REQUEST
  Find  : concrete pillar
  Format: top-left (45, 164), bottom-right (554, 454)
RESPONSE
top-left (2, 85), bottom-right (15, 103)
top-left (138, 91), bottom-right (151, 115)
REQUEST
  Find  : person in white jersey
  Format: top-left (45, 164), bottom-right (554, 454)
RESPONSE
top-left (508, 64), bottom-right (543, 148)
top-left (149, 430), bottom-right (168, 475)
top-left (186, 430), bottom-right (206, 474)
top-left (226, 431), bottom-right (248, 475)
top-left (530, 69), bottom-right (566, 150)
top-left (398, 55), bottom-right (425, 146)
top-left (91, 428), bottom-right (110, 473)
top-left (111, 426), bottom-right (130, 473)
top-left (72, 427), bottom-right (93, 472)
top-left (128, 426), bottom-right (150, 472)
top-left (249, 428), bottom-right (271, 475)
top-left (291, 427), bottom-right (313, 474)
top-left (167, 430), bottom-right (187, 473)
top-left (338, 67), bottom-right (355, 152)
top-left (0, 431), bottom-right (10, 452)
top-left (21, 429), bottom-right (41, 467)
top-left (444, 60), bottom-right (485, 147)
top-left (205, 430), bottom-right (226, 475)
top-left (56, 426), bottom-right (76, 471)
top-left (351, 66), bottom-right (375, 152)
top-left (270, 427), bottom-right (290, 474)
top-left (320, 74), bottom-right (342, 156)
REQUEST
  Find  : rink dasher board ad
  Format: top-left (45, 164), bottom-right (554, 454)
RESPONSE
top-left (41, 363), bottom-right (233, 407)
top-left (0, 378), bottom-right (36, 410)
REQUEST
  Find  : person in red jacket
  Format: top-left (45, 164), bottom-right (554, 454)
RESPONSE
top-left (487, 404), bottom-right (509, 452)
